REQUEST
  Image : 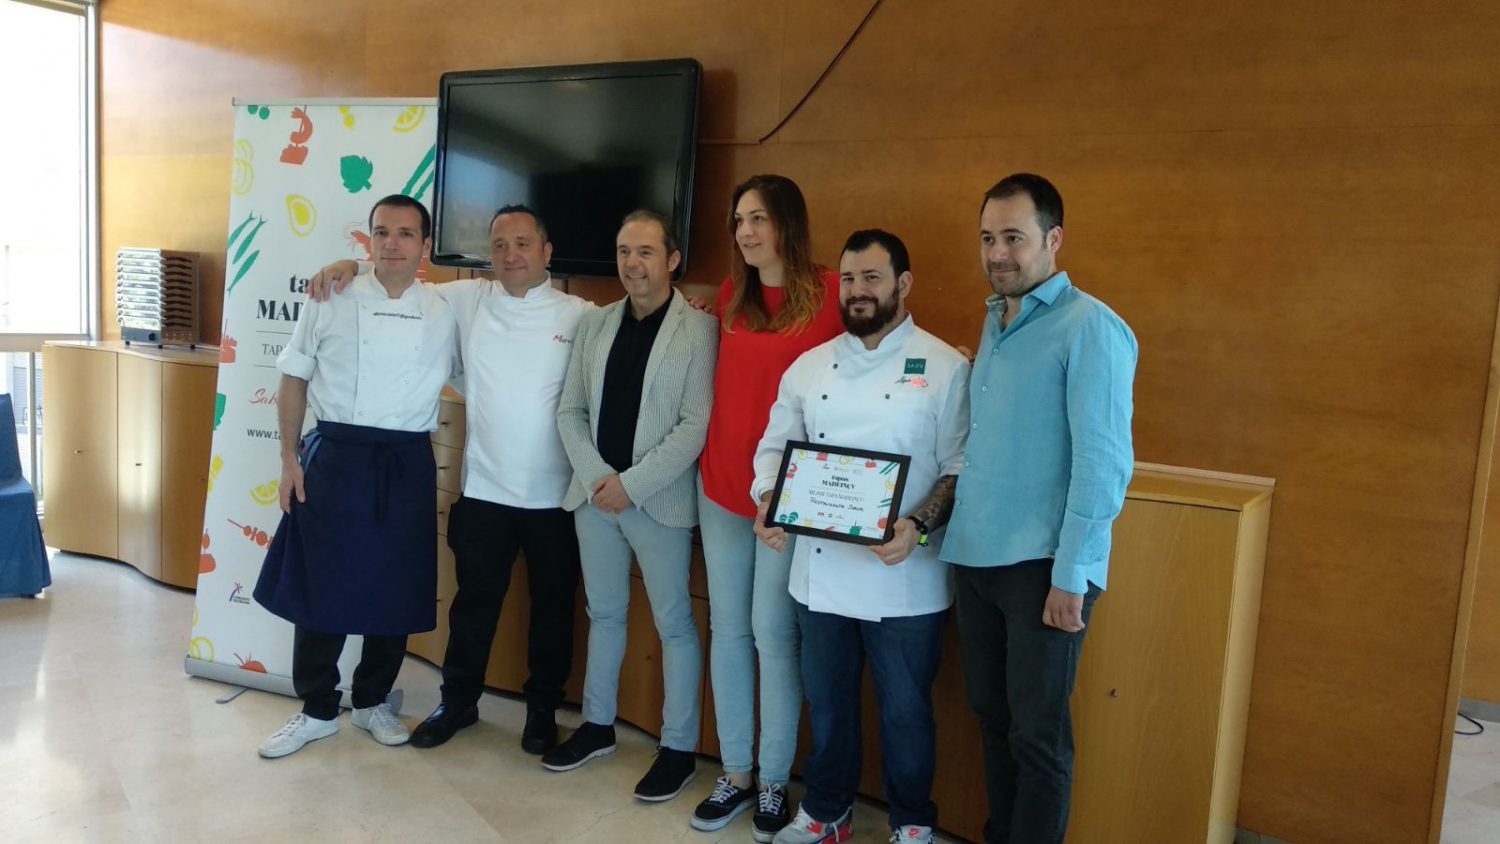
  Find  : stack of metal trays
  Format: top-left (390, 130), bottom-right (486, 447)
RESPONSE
top-left (116, 248), bottom-right (198, 347)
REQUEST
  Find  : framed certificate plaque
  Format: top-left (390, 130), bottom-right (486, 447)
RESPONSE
top-left (763, 440), bottom-right (911, 546)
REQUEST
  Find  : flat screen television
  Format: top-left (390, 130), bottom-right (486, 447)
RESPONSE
top-left (433, 58), bottom-right (702, 277)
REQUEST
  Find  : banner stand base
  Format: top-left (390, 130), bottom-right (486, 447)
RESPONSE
top-left (216, 686), bottom-right (249, 704)
top-left (186, 656), bottom-right (404, 714)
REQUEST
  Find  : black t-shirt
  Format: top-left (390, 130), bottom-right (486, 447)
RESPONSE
top-left (596, 292), bottom-right (674, 473)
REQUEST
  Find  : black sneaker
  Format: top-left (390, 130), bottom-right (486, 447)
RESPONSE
top-left (521, 706), bottom-right (557, 755)
top-left (540, 721), bottom-right (616, 771)
top-left (752, 782), bottom-right (792, 842)
top-left (409, 701), bottom-right (479, 749)
top-left (634, 746), bottom-right (696, 802)
top-left (689, 775), bottom-right (756, 831)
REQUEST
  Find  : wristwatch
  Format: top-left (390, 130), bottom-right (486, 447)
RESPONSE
top-left (907, 516), bottom-right (931, 547)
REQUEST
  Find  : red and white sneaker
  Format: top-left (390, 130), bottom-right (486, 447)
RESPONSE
top-left (890, 824), bottom-right (935, 843)
top-left (772, 805), bottom-right (853, 843)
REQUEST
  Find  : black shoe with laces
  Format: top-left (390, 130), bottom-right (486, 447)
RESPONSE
top-left (409, 701), bottom-right (479, 749)
top-left (540, 721), bottom-right (616, 771)
top-left (634, 746), bottom-right (696, 802)
top-left (751, 782), bottom-right (791, 842)
top-left (521, 706), bottom-right (557, 755)
top-left (689, 775), bottom-right (756, 831)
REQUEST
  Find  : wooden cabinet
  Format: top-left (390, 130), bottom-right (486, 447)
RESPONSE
top-left (159, 362), bottom-right (219, 588)
top-left (42, 341), bottom-right (219, 589)
top-left (117, 354), bottom-right (163, 579)
top-left (41, 345), bottom-right (119, 559)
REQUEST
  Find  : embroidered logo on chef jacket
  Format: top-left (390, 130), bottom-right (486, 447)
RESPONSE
top-left (904, 358), bottom-right (927, 374)
top-left (894, 374), bottom-right (930, 388)
top-left (552, 334), bottom-right (573, 344)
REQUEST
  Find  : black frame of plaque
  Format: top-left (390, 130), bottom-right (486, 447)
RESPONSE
top-left (763, 440), bottom-right (912, 546)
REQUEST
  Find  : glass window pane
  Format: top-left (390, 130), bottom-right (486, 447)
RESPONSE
top-left (0, 1), bottom-right (86, 336)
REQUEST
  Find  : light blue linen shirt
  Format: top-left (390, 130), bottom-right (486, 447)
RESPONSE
top-left (939, 272), bottom-right (1137, 594)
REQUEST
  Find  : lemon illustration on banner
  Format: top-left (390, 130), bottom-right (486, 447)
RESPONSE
top-left (189, 637), bottom-right (214, 662)
top-left (286, 194), bottom-right (317, 237)
top-left (393, 105), bottom-right (426, 133)
top-left (231, 139), bottom-right (254, 196)
top-left (250, 480), bottom-right (280, 506)
top-left (339, 105), bottom-right (355, 129)
top-left (207, 454), bottom-right (224, 493)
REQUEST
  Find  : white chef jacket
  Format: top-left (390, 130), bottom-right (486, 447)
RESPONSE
top-left (752, 315), bottom-right (970, 621)
top-left (435, 275), bottom-right (595, 509)
top-left (277, 273), bottom-right (460, 432)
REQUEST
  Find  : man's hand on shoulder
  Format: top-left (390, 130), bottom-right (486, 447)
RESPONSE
top-left (308, 259), bottom-right (359, 302)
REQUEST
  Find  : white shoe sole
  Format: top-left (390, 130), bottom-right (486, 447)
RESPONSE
top-left (258, 724), bottom-right (338, 759)
top-left (541, 742), bottom-right (616, 772)
top-left (636, 770), bottom-right (696, 803)
top-left (689, 796), bottom-right (754, 831)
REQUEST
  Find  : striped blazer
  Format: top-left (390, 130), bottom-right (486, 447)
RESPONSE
top-left (557, 291), bottom-right (718, 528)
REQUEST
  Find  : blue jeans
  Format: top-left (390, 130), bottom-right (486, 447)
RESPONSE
top-left (796, 602), bottom-right (944, 830)
top-left (574, 502), bottom-right (702, 752)
top-left (698, 477), bottom-right (801, 784)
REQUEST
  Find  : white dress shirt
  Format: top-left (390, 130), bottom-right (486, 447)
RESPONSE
top-left (436, 276), bottom-right (595, 509)
top-left (752, 315), bottom-right (971, 621)
top-left (277, 273), bottom-right (460, 432)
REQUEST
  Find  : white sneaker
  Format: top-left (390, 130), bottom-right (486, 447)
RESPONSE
top-left (258, 712), bottom-right (338, 758)
top-left (351, 702), bottom-right (409, 746)
top-left (890, 825), bottom-right (934, 844)
top-left (772, 806), bottom-right (853, 844)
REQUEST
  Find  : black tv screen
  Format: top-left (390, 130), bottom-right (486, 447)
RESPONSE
top-left (433, 59), bottom-right (701, 277)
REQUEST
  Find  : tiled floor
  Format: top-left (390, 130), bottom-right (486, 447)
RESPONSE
top-left (1445, 714), bottom-right (1500, 843)
top-left (15, 551), bottom-right (1499, 843)
top-left (3, 553), bottom-right (950, 843)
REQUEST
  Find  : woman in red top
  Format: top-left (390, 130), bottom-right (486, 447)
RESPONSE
top-left (690, 175), bottom-right (843, 840)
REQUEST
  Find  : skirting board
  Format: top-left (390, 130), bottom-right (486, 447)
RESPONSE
top-left (1460, 697), bottom-right (1500, 724)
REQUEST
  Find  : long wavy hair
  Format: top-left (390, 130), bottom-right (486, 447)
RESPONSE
top-left (723, 174), bottom-right (824, 333)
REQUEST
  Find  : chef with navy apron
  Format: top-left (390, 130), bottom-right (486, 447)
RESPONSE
top-left (253, 196), bottom-right (459, 758)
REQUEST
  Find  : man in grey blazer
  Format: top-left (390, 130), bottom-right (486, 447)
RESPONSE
top-left (544, 209), bottom-right (718, 803)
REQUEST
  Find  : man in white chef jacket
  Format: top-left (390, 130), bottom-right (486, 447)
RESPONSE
top-left (751, 229), bottom-right (970, 844)
top-left (306, 204), bottom-right (593, 755)
top-left (255, 194), bottom-right (460, 759)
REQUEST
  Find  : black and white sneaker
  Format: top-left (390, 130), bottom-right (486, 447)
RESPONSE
top-left (540, 721), bottom-right (616, 771)
top-left (634, 746), bottom-right (696, 802)
top-left (690, 775), bottom-right (757, 831)
top-left (753, 782), bottom-right (793, 842)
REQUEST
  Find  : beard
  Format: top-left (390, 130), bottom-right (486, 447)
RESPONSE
top-left (840, 293), bottom-right (901, 338)
top-left (986, 261), bottom-right (1051, 298)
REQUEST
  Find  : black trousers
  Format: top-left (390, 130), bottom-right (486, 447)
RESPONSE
top-left (292, 625), bottom-right (408, 721)
top-left (441, 496), bottom-right (581, 710)
top-left (955, 560), bottom-right (1101, 844)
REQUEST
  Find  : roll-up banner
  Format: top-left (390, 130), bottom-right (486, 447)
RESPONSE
top-left (186, 99), bottom-right (438, 700)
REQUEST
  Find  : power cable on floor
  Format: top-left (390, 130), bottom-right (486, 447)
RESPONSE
top-left (1457, 712), bottom-right (1486, 736)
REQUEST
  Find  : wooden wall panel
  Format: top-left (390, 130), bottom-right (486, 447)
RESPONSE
top-left (100, 0), bottom-right (369, 344)
top-left (1463, 373), bottom-right (1500, 703)
top-left (97, 2), bottom-right (1500, 840)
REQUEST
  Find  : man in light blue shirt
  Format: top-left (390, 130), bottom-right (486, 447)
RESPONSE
top-left (940, 173), bottom-right (1136, 844)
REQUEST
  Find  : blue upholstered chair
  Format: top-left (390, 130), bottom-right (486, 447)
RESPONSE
top-left (0, 393), bottom-right (49, 597)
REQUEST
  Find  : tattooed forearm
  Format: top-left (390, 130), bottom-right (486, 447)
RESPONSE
top-left (907, 475), bottom-right (957, 531)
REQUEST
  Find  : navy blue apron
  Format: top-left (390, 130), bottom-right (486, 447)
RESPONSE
top-left (254, 421), bottom-right (437, 636)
